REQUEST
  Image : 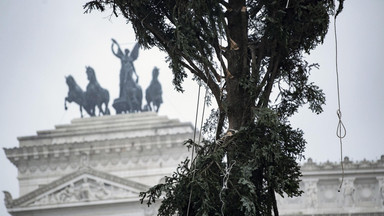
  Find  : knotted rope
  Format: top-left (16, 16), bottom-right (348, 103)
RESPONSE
top-left (334, 14), bottom-right (347, 192)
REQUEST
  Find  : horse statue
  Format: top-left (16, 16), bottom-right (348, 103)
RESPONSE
top-left (64, 75), bottom-right (88, 118)
top-left (64, 67), bottom-right (110, 118)
top-left (145, 67), bottom-right (163, 112)
top-left (85, 66), bottom-right (111, 116)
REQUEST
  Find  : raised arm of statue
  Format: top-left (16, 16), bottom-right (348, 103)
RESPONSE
top-left (111, 38), bottom-right (123, 58)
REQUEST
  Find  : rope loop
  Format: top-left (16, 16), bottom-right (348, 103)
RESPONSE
top-left (336, 109), bottom-right (346, 139)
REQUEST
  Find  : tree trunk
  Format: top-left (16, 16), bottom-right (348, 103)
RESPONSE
top-left (226, 0), bottom-right (252, 130)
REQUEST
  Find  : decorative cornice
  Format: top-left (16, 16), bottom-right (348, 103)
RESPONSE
top-left (17, 113), bottom-right (194, 146)
top-left (4, 133), bottom-right (190, 175)
top-left (5, 133), bottom-right (189, 160)
top-left (301, 156), bottom-right (384, 172)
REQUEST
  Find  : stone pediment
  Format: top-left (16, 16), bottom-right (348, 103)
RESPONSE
top-left (5, 167), bottom-right (149, 210)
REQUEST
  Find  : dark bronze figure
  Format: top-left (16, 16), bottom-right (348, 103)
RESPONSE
top-left (65, 75), bottom-right (87, 117)
top-left (85, 66), bottom-right (110, 116)
top-left (64, 67), bottom-right (110, 117)
top-left (145, 67), bottom-right (163, 112)
top-left (111, 39), bottom-right (143, 113)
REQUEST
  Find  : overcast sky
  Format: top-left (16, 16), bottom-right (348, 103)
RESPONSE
top-left (0, 0), bottom-right (383, 215)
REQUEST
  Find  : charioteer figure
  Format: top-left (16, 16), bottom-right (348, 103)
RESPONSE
top-left (111, 39), bottom-right (142, 113)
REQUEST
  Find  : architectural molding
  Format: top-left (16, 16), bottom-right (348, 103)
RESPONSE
top-left (4, 113), bottom-right (384, 215)
top-left (4, 167), bottom-right (149, 211)
top-left (277, 157), bottom-right (384, 215)
top-left (4, 113), bottom-right (193, 196)
top-left (301, 156), bottom-right (384, 172)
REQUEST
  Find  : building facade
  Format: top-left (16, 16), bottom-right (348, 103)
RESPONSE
top-left (3, 113), bottom-right (193, 216)
top-left (3, 113), bottom-right (384, 215)
top-left (278, 157), bottom-right (384, 215)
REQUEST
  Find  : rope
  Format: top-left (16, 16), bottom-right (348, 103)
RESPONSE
top-left (186, 84), bottom-right (202, 216)
top-left (286, 0), bottom-right (290, 8)
top-left (334, 15), bottom-right (347, 193)
top-left (198, 86), bottom-right (208, 144)
top-left (193, 85), bottom-right (202, 144)
top-left (217, 34), bottom-right (231, 216)
top-left (219, 155), bottom-right (236, 216)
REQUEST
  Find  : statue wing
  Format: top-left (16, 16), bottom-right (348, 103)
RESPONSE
top-left (130, 43), bottom-right (140, 61)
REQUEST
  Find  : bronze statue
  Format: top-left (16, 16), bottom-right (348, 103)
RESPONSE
top-left (145, 67), bottom-right (163, 112)
top-left (64, 67), bottom-right (110, 117)
top-left (85, 66), bottom-right (110, 116)
top-left (111, 39), bottom-right (143, 113)
top-left (65, 75), bottom-right (87, 117)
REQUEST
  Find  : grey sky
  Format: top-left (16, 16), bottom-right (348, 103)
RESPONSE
top-left (0, 1), bottom-right (383, 215)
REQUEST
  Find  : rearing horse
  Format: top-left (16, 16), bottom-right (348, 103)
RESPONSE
top-left (64, 75), bottom-right (88, 117)
top-left (85, 66), bottom-right (110, 116)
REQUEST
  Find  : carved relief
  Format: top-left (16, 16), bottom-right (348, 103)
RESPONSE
top-left (355, 178), bottom-right (378, 206)
top-left (317, 179), bottom-right (340, 208)
top-left (29, 177), bottom-right (138, 207)
top-left (342, 178), bottom-right (355, 207)
top-left (304, 180), bottom-right (318, 208)
top-left (378, 177), bottom-right (384, 206)
top-left (56, 184), bottom-right (77, 202)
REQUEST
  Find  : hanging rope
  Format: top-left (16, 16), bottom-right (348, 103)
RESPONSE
top-left (198, 86), bottom-right (209, 144)
top-left (186, 84), bottom-right (202, 216)
top-left (193, 85), bottom-right (202, 145)
top-left (334, 14), bottom-right (347, 193)
top-left (216, 35), bottom-right (235, 216)
top-left (219, 154), bottom-right (236, 216)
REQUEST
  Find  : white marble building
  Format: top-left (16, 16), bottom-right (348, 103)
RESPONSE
top-left (3, 112), bottom-right (193, 216)
top-left (3, 112), bottom-right (384, 215)
top-left (278, 157), bottom-right (384, 215)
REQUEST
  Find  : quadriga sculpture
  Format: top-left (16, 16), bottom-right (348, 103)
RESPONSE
top-left (64, 67), bottom-right (110, 117)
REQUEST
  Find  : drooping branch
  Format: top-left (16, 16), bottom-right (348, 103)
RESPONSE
top-left (257, 54), bottom-right (281, 108)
